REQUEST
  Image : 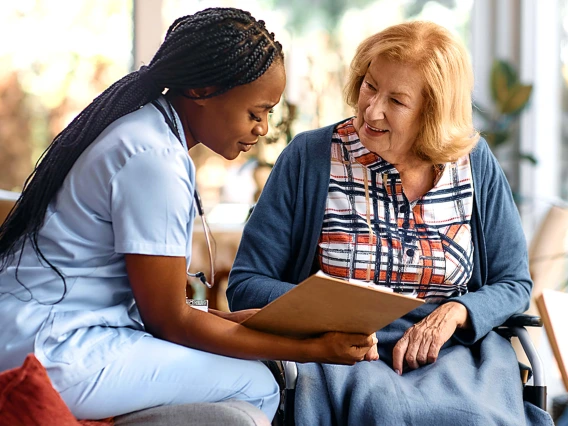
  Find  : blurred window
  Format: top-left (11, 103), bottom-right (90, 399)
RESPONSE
top-left (561, 1), bottom-right (568, 201)
top-left (0, 1), bottom-right (132, 191)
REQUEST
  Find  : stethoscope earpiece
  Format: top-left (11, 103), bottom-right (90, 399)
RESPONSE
top-left (187, 271), bottom-right (210, 288)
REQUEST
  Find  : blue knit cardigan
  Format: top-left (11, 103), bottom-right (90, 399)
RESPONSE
top-left (227, 122), bottom-right (532, 344)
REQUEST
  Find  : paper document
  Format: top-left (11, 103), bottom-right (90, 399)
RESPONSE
top-left (242, 272), bottom-right (424, 338)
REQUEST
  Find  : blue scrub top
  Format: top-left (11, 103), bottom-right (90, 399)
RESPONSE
top-left (0, 97), bottom-right (196, 391)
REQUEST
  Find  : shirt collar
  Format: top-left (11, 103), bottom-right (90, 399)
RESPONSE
top-left (335, 118), bottom-right (447, 183)
top-left (336, 118), bottom-right (399, 175)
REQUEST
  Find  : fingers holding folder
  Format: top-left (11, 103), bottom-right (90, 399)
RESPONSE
top-left (239, 271), bottom-right (416, 365)
top-left (304, 331), bottom-right (379, 365)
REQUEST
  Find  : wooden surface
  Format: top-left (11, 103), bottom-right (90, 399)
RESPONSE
top-left (242, 273), bottom-right (424, 338)
top-left (536, 289), bottom-right (568, 391)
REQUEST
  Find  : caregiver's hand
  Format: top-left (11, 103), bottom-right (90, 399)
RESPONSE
top-left (363, 332), bottom-right (379, 361)
top-left (392, 302), bottom-right (470, 374)
top-left (310, 331), bottom-right (378, 365)
top-left (364, 341), bottom-right (379, 361)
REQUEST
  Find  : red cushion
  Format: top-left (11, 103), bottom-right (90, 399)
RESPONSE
top-left (0, 354), bottom-right (112, 426)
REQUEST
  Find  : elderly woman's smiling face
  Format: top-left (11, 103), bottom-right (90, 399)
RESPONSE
top-left (353, 56), bottom-right (425, 166)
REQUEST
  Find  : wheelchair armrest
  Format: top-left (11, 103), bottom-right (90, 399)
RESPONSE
top-left (494, 316), bottom-right (546, 398)
top-left (282, 361), bottom-right (298, 390)
top-left (494, 314), bottom-right (545, 385)
top-left (268, 361), bottom-right (298, 425)
top-left (500, 314), bottom-right (542, 328)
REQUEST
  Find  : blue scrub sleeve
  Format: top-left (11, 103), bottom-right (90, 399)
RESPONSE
top-left (110, 147), bottom-right (195, 256)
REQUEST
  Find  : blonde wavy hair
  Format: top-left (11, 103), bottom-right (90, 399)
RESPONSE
top-left (344, 21), bottom-right (479, 163)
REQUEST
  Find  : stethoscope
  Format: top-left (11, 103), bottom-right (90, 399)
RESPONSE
top-left (152, 98), bottom-right (215, 289)
top-left (188, 190), bottom-right (214, 288)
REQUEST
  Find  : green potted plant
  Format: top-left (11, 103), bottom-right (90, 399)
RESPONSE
top-left (475, 59), bottom-right (535, 164)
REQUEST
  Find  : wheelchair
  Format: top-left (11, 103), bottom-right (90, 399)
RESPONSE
top-left (265, 313), bottom-right (547, 426)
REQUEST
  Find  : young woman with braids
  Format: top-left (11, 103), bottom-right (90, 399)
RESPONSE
top-left (0, 7), bottom-right (376, 421)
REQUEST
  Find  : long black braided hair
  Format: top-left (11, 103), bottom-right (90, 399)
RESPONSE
top-left (0, 7), bottom-right (283, 302)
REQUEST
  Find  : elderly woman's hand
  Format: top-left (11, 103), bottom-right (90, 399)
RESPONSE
top-left (392, 302), bottom-right (470, 374)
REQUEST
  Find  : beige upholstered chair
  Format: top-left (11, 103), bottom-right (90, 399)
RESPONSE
top-left (510, 205), bottom-right (568, 370)
top-left (536, 289), bottom-right (568, 392)
top-left (525, 206), bottom-right (568, 348)
top-left (529, 205), bottom-right (568, 298)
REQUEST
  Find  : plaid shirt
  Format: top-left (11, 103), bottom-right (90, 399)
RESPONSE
top-left (318, 119), bottom-right (474, 302)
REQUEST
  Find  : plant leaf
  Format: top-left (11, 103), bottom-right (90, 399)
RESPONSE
top-left (490, 61), bottom-right (511, 107)
top-left (501, 84), bottom-right (533, 115)
top-left (481, 130), bottom-right (509, 147)
top-left (518, 152), bottom-right (538, 165)
top-left (499, 60), bottom-right (519, 87)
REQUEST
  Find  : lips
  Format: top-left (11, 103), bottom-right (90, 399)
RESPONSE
top-left (365, 123), bottom-right (388, 133)
top-left (238, 142), bottom-right (256, 152)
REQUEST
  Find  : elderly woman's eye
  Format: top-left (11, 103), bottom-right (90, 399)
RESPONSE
top-left (364, 81), bottom-right (375, 90)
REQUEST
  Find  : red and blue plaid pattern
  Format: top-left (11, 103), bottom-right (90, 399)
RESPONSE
top-left (318, 119), bottom-right (474, 302)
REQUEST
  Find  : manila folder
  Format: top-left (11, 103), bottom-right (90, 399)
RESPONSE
top-left (242, 273), bottom-right (424, 338)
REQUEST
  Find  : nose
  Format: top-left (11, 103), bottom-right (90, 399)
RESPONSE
top-left (253, 120), bottom-right (268, 137)
top-left (366, 95), bottom-right (386, 121)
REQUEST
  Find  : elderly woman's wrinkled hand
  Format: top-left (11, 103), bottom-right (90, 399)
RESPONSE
top-left (392, 302), bottom-right (469, 374)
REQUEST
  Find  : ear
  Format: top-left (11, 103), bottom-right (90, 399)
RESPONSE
top-left (186, 87), bottom-right (218, 105)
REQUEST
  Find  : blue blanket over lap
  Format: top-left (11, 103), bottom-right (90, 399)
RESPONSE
top-left (295, 305), bottom-right (553, 426)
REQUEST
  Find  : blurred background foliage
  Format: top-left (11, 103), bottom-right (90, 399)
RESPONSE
top-left (0, 0), bottom-right (132, 192)
top-left (0, 0), bottom-right (474, 207)
top-left (162, 0), bottom-right (472, 207)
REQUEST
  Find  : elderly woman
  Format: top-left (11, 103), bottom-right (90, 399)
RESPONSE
top-left (227, 21), bottom-right (553, 425)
